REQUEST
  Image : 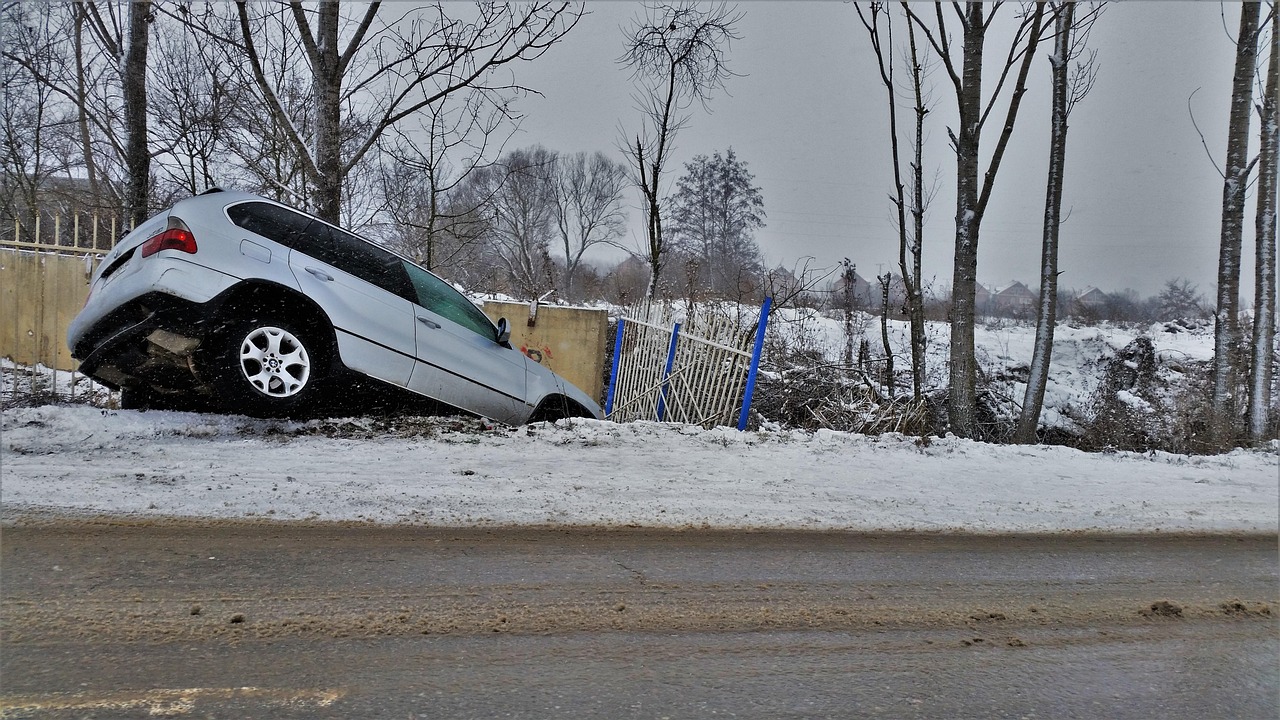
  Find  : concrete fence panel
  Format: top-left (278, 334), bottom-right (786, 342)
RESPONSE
top-left (481, 300), bottom-right (609, 404)
top-left (1, 249), bottom-right (99, 372)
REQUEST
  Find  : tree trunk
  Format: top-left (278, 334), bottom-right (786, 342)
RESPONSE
top-left (880, 274), bottom-right (895, 399)
top-left (1248, 10), bottom-right (1279, 443)
top-left (906, 18), bottom-right (928, 403)
top-left (310, 2), bottom-right (344, 223)
top-left (72, 7), bottom-right (103, 209)
top-left (123, 1), bottom-right (151, 227)
top-left (1016, 2), bottom-right (1077, 444)
top-left (1213, 3), bottom-right (1262, 444)
top-left (947, 3), bottom-right (986, 437)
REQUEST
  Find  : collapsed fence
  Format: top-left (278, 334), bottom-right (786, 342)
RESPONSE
top-left (605, 299), bottom-right (771, 430)
top-left (1, 213), bottom-right (118, 406)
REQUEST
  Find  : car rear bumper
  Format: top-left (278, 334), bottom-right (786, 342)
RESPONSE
top-left (70, 292), bottom-right (214, 390)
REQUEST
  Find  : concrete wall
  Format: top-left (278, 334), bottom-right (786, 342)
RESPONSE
top-left (1, 249), bottom-right (99, 371)
top-left (481, 300), bottom-right (609, 404)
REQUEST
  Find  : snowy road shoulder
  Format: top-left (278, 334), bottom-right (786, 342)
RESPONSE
top-left (1, 406), bottom-right (1276, 534)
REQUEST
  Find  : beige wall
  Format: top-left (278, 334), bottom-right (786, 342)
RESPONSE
top-left (1, 249), bottom-right (98, 372)
top-left (481, 300), bottom-right (610, 403)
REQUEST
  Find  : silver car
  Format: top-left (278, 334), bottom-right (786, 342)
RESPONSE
top-left (67, 189), bottom-right (602, 423)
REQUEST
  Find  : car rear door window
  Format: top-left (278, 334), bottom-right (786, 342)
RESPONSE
top-left (302, 221), bottom-right (413, 300)
top-left (228, 201), bottom-right (413, 300)
top-left (227, 202), bottom-right (312, 248)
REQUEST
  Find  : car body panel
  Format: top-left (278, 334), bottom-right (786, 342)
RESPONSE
top-left (288, 248), bottom-right (417, 387)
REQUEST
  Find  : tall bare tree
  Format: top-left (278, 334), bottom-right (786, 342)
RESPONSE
top-left (0, 4), bottom-right (69, 225)
top-left (1248, 7), bottom-right (1279, 443)
top-left (1016, 2), bottom-right (1103, 444)
top-left (550, 151), bottom-right (629, 302)
top-left (209, 2), bottom-right (580, 224)
top-left (1212, 2), bottom-right (1264, 444)
top-left (905, 2), bottom-right (1048, 438)
top-left (120, 1), bottom-right (151, 225)
top-left (856, 2), bottom-right (936, 401)
top-left (619, 1), bottom-right (742, 298)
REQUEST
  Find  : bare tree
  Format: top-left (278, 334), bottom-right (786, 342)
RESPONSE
top-left (1016, 2), bottom-right (1103, 444)
top-left (376, 84), bottom-right (515, 273)
top-left (550, 151), bottom-right (629, 302)
top-left (466, 146), bottom-right (559, 299)
top-left (3, 2), bottom-right (139, 216)
top-left (619, 1), bottom-right (743, 298)
top-left (193, 2), bottom-right (582, 224)
top-left (1249, 7), bottom-right (1279, 443)
top-left (855, 2), bottom-right (936, 401)
top-left (904, 2), bottom-right (1048, 438)
top-left (0, 4), bottom-right (70, 226)
top-left (120, 1), bottom-right (150, 225)
top-left (1212, 2), bottom-right (1264, 444)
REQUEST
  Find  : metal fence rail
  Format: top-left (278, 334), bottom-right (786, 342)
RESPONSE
top-left (606, 300), bottom-right (771, 430)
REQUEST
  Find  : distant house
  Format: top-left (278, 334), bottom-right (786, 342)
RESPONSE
top-left (1074, 286), bottom-right (1110, 309)
top-left (831, 268), bottom-right (906, 313)
top-left (974, 283), bottom-right (993, 313)
top-left (992, 281), bottom-right (1036, 313)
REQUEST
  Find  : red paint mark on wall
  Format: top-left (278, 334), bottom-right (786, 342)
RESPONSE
top-left (521, 345), bottom-right (554, 364)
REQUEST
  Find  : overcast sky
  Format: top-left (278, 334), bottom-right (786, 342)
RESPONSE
top-left (508, 1), bottom-right (1268, 301)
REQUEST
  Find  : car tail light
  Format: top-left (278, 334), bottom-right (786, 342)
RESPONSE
top-left (140, 217), bottom-right (197, 258)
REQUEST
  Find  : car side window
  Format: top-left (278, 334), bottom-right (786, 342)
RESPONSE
top-left (229, 201), bottom-right (413, 304)
top-left (227, 202), bottom-right (312, 248)
top-left (302, 221), bottom-right (414, 300)
top-left (402, 262), bottom-right (497, 341)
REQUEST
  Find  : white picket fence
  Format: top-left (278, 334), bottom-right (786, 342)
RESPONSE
top-left (606, 300), bottom-right (770, 429)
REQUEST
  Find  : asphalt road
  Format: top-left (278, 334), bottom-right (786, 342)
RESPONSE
top-left (1, 524), bottom-right (1276, 719)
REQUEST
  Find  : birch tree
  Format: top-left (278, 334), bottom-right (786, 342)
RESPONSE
top-left (1016, 2), bottom-right (1102, 444)
top-left (619, 1), bottom-right (743, 298)
top-left (904, 2), bottom-right (1048, 437)
top-left (1248, 7), bottom-right (1279, 443)
top-left (1212, 2), bottom-right (1264, 444)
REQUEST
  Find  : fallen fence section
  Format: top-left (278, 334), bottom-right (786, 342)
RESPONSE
top-left (606, 299), bottom-right (771, 430)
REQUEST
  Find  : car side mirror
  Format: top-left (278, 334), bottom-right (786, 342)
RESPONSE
top-left (496, 317), bottom-right (511, 346)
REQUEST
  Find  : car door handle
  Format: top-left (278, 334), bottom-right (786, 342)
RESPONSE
top-left (305, 266), bottom-right (334, 281)
top-left (417, 316), bottom-right (441, 329)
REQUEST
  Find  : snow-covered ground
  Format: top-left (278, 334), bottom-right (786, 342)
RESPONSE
top-left (2, 405), bottom-right (1275, 534)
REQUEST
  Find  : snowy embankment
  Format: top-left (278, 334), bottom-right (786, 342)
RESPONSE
top-left (2, 406), bottom-right (1275, 534)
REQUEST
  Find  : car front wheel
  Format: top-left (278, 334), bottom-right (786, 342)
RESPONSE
top-left (209, 317), bottom-right (327, 417)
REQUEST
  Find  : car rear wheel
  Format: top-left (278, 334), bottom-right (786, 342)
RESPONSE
top-left (208, 316), bottom-right (327, 417)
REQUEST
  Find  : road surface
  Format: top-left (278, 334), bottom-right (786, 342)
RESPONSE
top-left (2, 523), bottom-right (1276, 718)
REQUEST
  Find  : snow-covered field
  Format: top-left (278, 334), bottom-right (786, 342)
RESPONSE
top-left (2, 405), bottom-right (1275, 534)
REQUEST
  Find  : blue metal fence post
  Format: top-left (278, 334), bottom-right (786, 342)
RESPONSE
top-left (604, 318), bottom-right (626, 417)
top-left (736, 297), bottom-right (772, 430)
top-left (656, 322), bottom-right (681, 421)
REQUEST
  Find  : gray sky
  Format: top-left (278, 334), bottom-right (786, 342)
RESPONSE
top-left (511, 1), bottom-right (1264, 300)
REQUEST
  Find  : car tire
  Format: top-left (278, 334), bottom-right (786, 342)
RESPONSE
top-left (207, 316), bottom-right (327, 417)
